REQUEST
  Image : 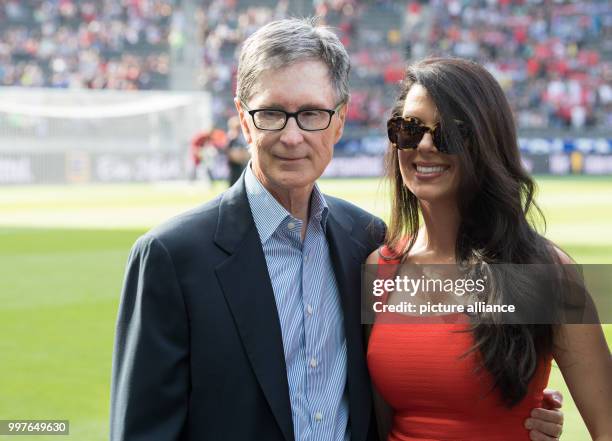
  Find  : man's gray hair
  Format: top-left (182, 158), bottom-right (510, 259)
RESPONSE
top-left (236, 17), bottom-right (350, 105)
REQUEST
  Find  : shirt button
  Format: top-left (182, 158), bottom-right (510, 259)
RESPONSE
top-left (314, 412), bottom-right (323, 422)
top-left (287, 222), bottom-right (295, 230)
top-left (306, 304), bottom-right (313, 315)
top-left (310, 357), bottom-right (317, 368)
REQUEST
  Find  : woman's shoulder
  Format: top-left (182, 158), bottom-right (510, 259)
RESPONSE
top-left (551, 245), bottom-right (575, 265)
top-left (366, 243), bottom-right (405, 265)
top-left (540, 238), bottom-right (575, 264)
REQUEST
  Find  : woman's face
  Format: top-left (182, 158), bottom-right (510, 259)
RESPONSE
top-left (398, 84), bottom-right (461, 204)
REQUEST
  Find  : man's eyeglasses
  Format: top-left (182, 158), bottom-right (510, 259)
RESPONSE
top-left (241, 100), bottom-right (345, 131)
top-left (387, 116), bottom-right (469, 154)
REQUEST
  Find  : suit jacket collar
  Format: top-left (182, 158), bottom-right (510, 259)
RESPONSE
top-left (213, 173), bottom-right (252, 254)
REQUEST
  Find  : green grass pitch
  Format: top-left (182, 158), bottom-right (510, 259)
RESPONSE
top-left (0, 176), bottom-right (610, 440)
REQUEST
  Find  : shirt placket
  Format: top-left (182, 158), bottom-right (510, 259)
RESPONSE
top-left (302, 217), bottom-right (328, 437)
top-left (276, 216), bottom-right (311, 440)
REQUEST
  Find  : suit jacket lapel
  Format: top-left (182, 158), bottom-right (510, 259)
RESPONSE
top-left (326, 206), bottom-right (373, 441)
top-left (214, 177), bottom-right (294, 441)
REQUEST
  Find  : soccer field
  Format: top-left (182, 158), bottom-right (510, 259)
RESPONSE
top-left (0, 176), bottom-right (610, 441)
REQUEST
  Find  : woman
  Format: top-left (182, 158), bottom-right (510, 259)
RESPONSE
top-left (366, 58), bottom-right (612, 440)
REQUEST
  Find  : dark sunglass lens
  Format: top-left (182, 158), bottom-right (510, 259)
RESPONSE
top-left (432, 127), bottom-right (449, 153)
top-left (387, 120), bottom-right (400, 145)
top-left (396, 130), bottom-right (423, 150)
top-left (388, 119), bottom-right (425, 150)
top-left (435, 122), bottom-right (469, 154)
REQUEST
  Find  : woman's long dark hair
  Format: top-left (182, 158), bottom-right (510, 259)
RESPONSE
top-left (385, 57), bottom-right (561, 406)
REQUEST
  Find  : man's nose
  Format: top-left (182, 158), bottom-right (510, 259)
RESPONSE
top-left (279, 116), bottom-right (305, 145)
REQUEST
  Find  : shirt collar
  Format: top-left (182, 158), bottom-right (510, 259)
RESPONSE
top-left (245, 162), bottom-right (329, 244)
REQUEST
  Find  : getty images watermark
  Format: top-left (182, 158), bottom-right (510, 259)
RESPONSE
top-left (361, 264), bottom-right (611, 324)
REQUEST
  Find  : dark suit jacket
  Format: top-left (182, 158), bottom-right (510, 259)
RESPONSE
top-left (110, 174), bottom-right (385, 441)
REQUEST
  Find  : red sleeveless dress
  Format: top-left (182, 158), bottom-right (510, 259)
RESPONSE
top-left (367, 247), bottom-right (552, 441)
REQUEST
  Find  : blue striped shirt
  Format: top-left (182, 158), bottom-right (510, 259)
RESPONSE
top-left (245, 165), bottom-right (350, 441)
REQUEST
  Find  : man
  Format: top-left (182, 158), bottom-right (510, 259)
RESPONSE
top-left (188, 128), bottom-right (224, 184)
top-left (110, 18), bottom-right (564, 441)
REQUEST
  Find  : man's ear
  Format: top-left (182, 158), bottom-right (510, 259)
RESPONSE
top-left (234, 97), bottom-right (253, 145)
top-left (333, 100), bottom-right (348, 144)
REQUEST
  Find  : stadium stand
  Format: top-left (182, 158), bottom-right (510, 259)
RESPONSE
top-left (0, 0), bottom-right (173, 89)
top-left (1, 0), bottom-right (610, 131)
top-left (427, 0), bottom-right (611, 130)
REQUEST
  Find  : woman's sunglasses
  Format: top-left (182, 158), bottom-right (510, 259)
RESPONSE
top-left (387, 116), bottom-right (469, 154)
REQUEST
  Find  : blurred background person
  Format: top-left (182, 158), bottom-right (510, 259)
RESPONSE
top-left (189, 127), bottom-right (225, 185)
top-left (225, 115), bottom-right (250, 186)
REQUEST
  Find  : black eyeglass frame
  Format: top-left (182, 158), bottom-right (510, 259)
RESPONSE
top-left (240, 100), bottom-right (345, 132)
top-left (387, 115), bottom-right (469, 154)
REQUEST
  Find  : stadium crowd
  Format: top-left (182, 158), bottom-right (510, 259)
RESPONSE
top-left (196, 0), bottom-right (408, 128)
top-left (428, 0), bottom-right (611, 130)
top-left (0, 0), bottom-right (172, 89)
top-left (1, 0), bottom-right (610, 130)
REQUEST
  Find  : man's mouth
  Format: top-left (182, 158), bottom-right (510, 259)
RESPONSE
top-left (276, 156), bottom-right (305, 161)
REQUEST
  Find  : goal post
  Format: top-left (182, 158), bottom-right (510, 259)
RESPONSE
top-left (0, 87), bottom-right (212, 184)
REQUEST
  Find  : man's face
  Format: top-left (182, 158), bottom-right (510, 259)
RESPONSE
top-left (235, 60), bottom-right (346, 196)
